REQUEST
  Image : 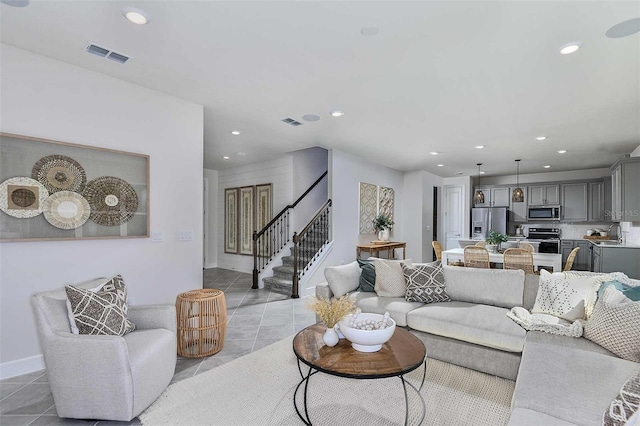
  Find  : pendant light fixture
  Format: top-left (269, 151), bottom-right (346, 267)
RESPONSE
top-left (474, 163), bottom-right (485, 205)
top-left (512, 159), bottom-right (524, 202)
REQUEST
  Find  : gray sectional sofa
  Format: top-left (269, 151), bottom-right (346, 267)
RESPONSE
top-left (316, 265), bottom-right (639, 426)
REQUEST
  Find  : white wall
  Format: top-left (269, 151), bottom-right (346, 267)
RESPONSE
top-left (626, 145), bottom-right (640, 245)
top-left (402, 171), bottom-right (444, 262)
top-left (216, 157), bottom-right (293, 272)
top-left (204, 169), bottom-right (219, 268)
top-left (0, 45), bottom-right (204, 376)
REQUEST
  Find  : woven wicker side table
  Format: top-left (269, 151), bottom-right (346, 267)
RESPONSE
top-left (176, 289), bottom-right (227, 357)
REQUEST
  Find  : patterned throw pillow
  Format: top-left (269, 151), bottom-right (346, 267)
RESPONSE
top-left (402, 262), bottom-right (450, 303)
top-left (531, 270), bottom-right (601, 321)
top-left (373, 258), bottom-right (411, 298)
top-left (65, 275), bottom-right (135, 336)
top-left (603, 368), bottom-right (640, 426)
top-left (357, 259), bottom-right (376, 292)
top-left (584, 286), bottom-right (640, 362)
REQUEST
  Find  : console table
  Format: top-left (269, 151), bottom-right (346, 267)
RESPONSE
top-left (357, 241), bottom-right (406, 260)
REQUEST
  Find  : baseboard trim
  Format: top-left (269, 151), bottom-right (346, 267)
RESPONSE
top-left (204, 262), bottom-right (218, 269)
top-left (0, 354), bottom-right (45, 380)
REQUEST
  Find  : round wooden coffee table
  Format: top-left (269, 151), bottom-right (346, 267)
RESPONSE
top-left (292, 324), bottom-right (426, 425)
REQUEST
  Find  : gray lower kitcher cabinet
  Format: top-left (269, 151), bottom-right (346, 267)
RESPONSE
top-left (561, 183), bottom-right (588, 222)
top-left (561, 240), bottom-right (591, 271)
top-left (591, 244), bottom-right (640, 279)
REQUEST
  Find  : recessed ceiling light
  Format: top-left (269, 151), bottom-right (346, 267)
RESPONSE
top-left (330, 110), bottom-right (344, 117)
top-left (302, 114), bottom-right (320, 122)
top-left (437, 164), bottom-right (444, 167)
top-left (231, 130), bottom-right (241, 135)
top-left (429, 152), bottom-right (439, 155)
top-left (543, 165), bottom-right (551, 169)
top-left (559, 42), bottom-right (582, 55)
top-left (474, 145), bottom-right (485, 149)
top-left (455, 172), bottom-right (464, 175)
top-left (480, 171), bottom-right (486, 175)
top-left (535, 136), bottom-right (547, 141)
top-left (557, 150), bottom-right (567, 154)
top-left (122, 7), bottom-right (150, 25)
top-left (361, 26), bottom-right (379, 37)
top-left (223, 156), bottom-right (230, 160)
top-left (606, 18), bottom-right (640, 39)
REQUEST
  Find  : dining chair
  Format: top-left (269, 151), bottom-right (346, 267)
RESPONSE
top-left (503, 248), bottom-right (534, 274)
top-left (474, 241), bottom-right (487, 248)
top-left (563, 247), bottom-right (580, 271)
top-left (464, 246), bottom-right (490, 269)
top-left (432, 241), bottom-right (443, 261)
top-left (518, 242), bottom-right (535, 253)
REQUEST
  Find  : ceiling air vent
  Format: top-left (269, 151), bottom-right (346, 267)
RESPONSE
top-left (85, 43), bottom-right (130, 64)
top-left (281, 118), bottom-right (303, 127)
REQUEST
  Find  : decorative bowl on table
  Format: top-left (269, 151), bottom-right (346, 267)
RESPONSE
top-left (337, 313), bottom-right (396, 352)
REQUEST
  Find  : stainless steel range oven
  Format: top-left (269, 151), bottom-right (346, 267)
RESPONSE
top-left (527, 228), bottom-right (561, 253)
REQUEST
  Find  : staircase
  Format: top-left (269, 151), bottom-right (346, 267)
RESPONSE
top-left (253, 172), bottom-right (331, 297)
top-left (263, 230), bottom-right (329, 295)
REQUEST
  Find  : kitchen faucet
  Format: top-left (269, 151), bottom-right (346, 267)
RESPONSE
top-left (609, 223), bottom-right (623, 244)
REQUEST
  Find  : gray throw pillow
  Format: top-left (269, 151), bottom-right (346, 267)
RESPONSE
top-left (65, 275), bottom-right (135, 336)
top-left (603, 368), bottom-right (640, 426)
top-left (403, 262), bottom-right (450, 303)
top-left (324, 261), bottom-right (361, 298)
top-left (584, 286), bottom-right (640, 362)
top-left (357, 259), bottom-right (376, 292)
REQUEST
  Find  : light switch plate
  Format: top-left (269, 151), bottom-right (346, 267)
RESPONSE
top-left (179, 230), bottom-right (194, 241)
top-left (152, 232), bottom-right (164, 242)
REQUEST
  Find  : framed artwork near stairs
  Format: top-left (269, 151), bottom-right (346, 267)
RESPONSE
top-left (224, 188), bottom-right (238, 254)
top-left (238, 186), bottom-right (255, 255)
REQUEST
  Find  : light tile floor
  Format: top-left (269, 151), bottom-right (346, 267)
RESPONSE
top-left (0, 268), bottom-right (316, 426)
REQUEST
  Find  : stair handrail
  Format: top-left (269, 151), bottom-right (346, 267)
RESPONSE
top-left (254, 171), bottom-right (327, 240)
top-left (292, 199), bottom-right (332, 298)
top-left (252, 171), bottom-right (328, 289)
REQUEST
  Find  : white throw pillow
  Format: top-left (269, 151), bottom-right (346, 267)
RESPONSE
top-left (324, 261), bottom-right (362, 298)
top-left (532, 270), bottom-right (601, 321)
top-left (373, 258), bottom-right (412, 298)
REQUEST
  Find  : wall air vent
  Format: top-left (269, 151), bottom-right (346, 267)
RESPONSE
top-left (281, 118), bottom-right (303, 126)
top-left (86, 43), bottom-right (130, 64)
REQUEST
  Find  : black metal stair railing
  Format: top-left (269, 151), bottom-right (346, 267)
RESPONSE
top-left (252, 171), bottom-right (327, 289)
top-left (292, 199), bottom-right (332, 298)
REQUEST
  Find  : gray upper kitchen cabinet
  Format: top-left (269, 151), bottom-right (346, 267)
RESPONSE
top-left (610, 156), bottom-right (640, 222)
top-left (509, 186), bottom-right (527, 222)
top-left (588, 181), bottom-right (605, 222)
top-left (561, 183), bottom-right (588, 222)
top-left (491, 187), bottom-right (511, 207)
top-left (528, 184), bottom-right (559, 205)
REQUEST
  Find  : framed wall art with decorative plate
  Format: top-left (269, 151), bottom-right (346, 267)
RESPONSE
top-left (0, 133), bottom-right (149, 242)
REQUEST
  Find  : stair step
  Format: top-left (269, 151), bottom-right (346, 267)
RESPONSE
top-left (282, 256), bottom-right (295, 267)
top-left (263, 276), bottom-right (293, 296)
top-left (273, 265), bottom-right (294, 279)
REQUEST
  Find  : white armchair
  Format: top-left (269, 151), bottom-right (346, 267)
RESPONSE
top-left (31, 282), bottom-right (177, 421)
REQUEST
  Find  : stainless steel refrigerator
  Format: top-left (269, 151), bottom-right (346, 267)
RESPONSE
top-left (471, 207), bottom-right (509, 240)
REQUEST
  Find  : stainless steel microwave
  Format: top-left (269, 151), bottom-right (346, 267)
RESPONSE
top-left (527, 206), bottom-right (561, 221)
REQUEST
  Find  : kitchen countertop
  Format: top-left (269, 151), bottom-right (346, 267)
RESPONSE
top-left (586, 239), bottom-right (640, 249)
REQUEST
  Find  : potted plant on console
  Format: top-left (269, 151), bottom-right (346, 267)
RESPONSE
top-left (486, 230), bottom-right (509, 253)
top-left (373, 213), bottom-right (394, 242)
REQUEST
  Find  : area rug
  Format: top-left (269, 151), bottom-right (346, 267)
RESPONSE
top-left (140, 336), bottom-right (515, 425)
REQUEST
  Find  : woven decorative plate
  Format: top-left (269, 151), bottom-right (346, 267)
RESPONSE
top-left (0, 177), bottom-right (49, 218)
top-left (43, 191), bottom-right (91, 229)
top-left (83, 176), bottom-right (139, 226)
top-left (32, 155), bottom-right (87, 194)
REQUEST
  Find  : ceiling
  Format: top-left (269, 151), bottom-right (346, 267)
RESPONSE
top-left (1, 1), bottom-right (639, 177)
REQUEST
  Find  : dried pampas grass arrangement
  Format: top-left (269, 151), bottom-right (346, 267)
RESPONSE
top-left (306, 295), bottom-right (356, 328)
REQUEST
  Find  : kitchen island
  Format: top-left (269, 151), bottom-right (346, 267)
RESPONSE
top-left (441, 248), bottom-right (562, 272)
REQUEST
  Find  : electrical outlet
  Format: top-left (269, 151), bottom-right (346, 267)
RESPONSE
top-left (179, 230), bottom-right (194, 241)
top-left (152, 232), bottom-right (164, 242)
